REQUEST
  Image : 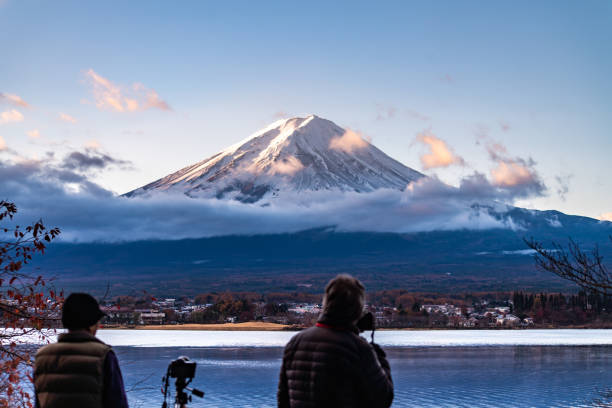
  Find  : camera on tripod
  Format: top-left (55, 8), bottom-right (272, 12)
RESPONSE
top-left (162, 356), bottom-right (204, 408)
top-left (357, 311), bottom-right (377, 342)
top-left (169, 356), bottom-right (197, 379)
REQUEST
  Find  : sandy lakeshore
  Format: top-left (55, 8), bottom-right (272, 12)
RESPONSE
top-left (112, 322), bottom-right (293, 331)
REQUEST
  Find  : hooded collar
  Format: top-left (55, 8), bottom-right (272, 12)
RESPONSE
top-left (317, 312), bottom-right (359, 334)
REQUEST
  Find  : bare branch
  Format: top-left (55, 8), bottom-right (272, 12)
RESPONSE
top-left (525, 237), bottom-right (612, 295)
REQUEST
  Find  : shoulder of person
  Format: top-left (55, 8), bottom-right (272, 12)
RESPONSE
top-left (352, 332), bottom-right (375, 350)
top-left (284, 327), bottom-right (310, 348)
top-left (34, 342), bottom-right (55, 357)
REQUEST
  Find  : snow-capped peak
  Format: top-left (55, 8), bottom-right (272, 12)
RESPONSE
top-left (126, 115), bottom-right (424, 202)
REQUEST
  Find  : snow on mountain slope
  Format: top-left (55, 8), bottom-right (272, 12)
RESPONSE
top-left (126, 115), bottom-right (424, 202)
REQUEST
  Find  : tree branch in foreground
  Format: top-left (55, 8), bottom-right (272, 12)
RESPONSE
top-left (525, 237), bottom-right (612, 296)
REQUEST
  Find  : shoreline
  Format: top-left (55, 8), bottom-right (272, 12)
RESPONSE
top-left (100, 322), bottom-right (612, 331)
top-left (105, 322), bottom-right (296, 331)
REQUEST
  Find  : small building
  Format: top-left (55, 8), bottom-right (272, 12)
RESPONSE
top-left (140, 312), bottom-right (165, 325)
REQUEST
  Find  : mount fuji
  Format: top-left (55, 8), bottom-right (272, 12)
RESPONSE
top-left (33, 115), bottom-right (612, 295)
top-left (126, 115), bottom-right (423, 202)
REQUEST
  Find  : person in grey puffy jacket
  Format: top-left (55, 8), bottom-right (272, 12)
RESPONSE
top-left (278, 274), bottom-right (393, 408)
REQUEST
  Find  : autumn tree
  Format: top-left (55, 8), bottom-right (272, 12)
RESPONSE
top-left (0, 201), bottom-right (61, 408)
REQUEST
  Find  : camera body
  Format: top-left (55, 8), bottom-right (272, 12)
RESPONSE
top-left (168, 356), bottom-right (197, 379)
top-left (162, 356), bottom-right (204, 408)
top-left (356, 311), bottom-right (375, 332)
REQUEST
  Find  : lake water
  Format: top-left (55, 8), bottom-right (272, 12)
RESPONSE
top-left (41, 330), bottom-right (612, 407)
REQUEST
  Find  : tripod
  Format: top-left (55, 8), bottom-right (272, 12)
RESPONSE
top-left (162, 372), bottom-right (204, 408)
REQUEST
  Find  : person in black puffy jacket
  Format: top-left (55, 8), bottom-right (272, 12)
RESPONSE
top-left (277, 274), bottom-right (393, 408)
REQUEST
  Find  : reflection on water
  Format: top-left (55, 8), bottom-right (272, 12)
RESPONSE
top-left (116, 346), bottom-right (612, 408)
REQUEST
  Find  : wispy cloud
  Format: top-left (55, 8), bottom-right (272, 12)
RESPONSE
top-left (84, 69), bottom-right (171, 113)
top-left (329, 129), bottom-right (369, 153)
top-left (273, 111), bottom-right (289, 119)
top-left (498, 120), bottom-right (511, 132)
top-left (375, 104), bottom-right (396, 121)
top-left (0, 92), bottom-right (29, 108)
top-left (416, 131), bottom-right (465, 170)
top-left (0, 109), bottom-right (24, 124)
top-left (406, 109), bottom-right (430, 121)
top-left (555, 174), bottom-right (572, 201)
top-left (0, 136), bottom-right (6, 151)
top-left (133, 82), bottom-right (171, 111)
top-left (59, 112), bottom-right (77, 123)
top-left (440, 74), bottom-right (454, 83)
top-left (121, 130), bottom-right (144, 136)
top-left (27, 129), bottom-right (40, 139)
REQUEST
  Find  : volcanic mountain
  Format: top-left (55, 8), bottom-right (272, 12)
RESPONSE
top-left (39, 115), bottom-right (612, 294)
top-left (126, 115), bottom-right (424, 202)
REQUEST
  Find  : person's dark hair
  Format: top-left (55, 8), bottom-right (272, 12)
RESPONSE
top-left (322, 274), bottom-right (365, 324)
top-left (61, 293), bottom-right (106, 330)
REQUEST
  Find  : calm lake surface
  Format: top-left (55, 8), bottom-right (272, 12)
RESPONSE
top-left (88, 330), bottom-right (612, 407)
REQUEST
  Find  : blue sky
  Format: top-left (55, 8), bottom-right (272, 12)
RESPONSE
top-left (1, 0), bottom-right (611, 219)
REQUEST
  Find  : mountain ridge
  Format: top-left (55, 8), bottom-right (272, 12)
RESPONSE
top-left (125, 115), bottom-right (424, 202)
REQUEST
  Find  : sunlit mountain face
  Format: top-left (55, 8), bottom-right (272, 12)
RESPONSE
top-left (125, 115), bottom-right (424, 203)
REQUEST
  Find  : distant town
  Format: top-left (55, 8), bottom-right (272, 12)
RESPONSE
top-left (98, 290), bottom-right (612, 329)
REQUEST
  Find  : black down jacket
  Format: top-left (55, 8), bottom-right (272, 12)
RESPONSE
top-left (277, 320), bottom-right (393, 408)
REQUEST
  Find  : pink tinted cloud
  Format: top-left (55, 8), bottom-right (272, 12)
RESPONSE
top-left (85, 139), bottom-right (102, 150)
top-left (268, 155), bottom-right (305, 176)
top-left (491, 161), bottom-right (534, 187)
top-left (0, 93), bottom-right (29, 108)
top-left (27, 129), bottom-right (41, 139)
top-left (329, 129), bottom-right (370, 153)
top-left (84, 69), bottom-right (171, 113)
top-left (0, 109), bottom-right (24, 124)
top-left (59, 112), bottom-right (77, 123)
top-left (483, 140), bottom-right (545, 196)
top-left (416, 131), bottom-right (465, 170)
top-left (0, 135), bottom-right (6, 151)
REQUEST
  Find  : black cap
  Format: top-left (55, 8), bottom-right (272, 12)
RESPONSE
top-left (62, 293), bottom-right (107, 330)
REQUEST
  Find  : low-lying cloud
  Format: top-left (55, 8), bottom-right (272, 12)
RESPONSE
top-left (329, 129), bottom-right (369, 153)
top-left (267, 155), bottom-right (304, 176)
top-left (0, 151), bottom-right (534, 242)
